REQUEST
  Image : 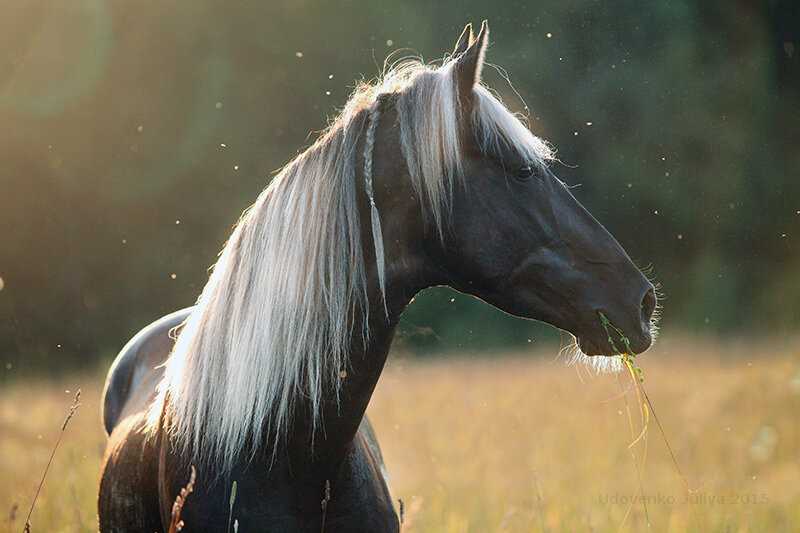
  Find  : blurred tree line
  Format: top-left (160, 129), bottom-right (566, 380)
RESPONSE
top-left (0, 0), bottom-right (798, 374)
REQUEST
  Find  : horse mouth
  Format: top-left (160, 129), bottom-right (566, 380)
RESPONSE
top-left (576, 325), bottom-right (653, 357)
top-left (576, 336), bottom-right (613, 357)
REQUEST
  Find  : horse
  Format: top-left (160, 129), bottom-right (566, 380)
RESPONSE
top-left (98, 21), bottom-right (657, 532)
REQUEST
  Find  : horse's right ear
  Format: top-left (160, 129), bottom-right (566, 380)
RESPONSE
top-left (453, 20), bottom-right (489, 106)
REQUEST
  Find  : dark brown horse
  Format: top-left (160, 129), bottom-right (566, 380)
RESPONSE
top-left (99, 22), bottom-right (656, 532)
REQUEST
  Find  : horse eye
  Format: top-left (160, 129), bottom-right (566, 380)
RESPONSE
top-left (516, 164), bottom-right (537, 181)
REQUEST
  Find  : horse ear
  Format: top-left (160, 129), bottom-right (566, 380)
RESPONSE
top-left (452, 23), bottom-right (474, 57)
top-left (453, 20), bottom-right (489, 106)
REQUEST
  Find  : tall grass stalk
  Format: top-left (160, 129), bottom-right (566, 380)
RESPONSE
top-left (598, 313), bottom-right (691, 526)
top-left (227, 480), bottom-right (237, 533)
top-left (22, 389), bottom-right (81, 533)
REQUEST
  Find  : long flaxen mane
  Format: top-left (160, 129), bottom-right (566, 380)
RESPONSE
top-left (149, 51), bottom-right (565, 471)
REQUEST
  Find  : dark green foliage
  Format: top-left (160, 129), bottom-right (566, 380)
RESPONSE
top-left (0, 1), bottom-right (797, 372)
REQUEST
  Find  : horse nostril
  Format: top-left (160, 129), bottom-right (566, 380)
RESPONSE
top-left (641, 286), bottom-right (656, 324)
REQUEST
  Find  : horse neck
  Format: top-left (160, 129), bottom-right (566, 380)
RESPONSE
top-left (285, 134), bottom-right (439, 472)
top-left (278, 281), bottom-right (406, 477)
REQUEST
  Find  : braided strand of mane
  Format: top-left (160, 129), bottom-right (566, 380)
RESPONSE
top-left (363, 100), bottom-right (388, 316)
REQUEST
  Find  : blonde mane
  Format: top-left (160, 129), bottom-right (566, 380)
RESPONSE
top-left (149, 55), bottom-right (555, 471)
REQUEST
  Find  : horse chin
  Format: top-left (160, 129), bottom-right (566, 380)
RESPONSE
top-left (576, 336), bottom-right (615, 357)
top-left (569, 344), bottom-right (625, 373)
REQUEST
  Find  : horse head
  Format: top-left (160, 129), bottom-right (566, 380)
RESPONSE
top-left (369, 21), bottom-right (657, 358)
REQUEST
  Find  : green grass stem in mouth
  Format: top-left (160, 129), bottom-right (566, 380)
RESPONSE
top-left (598, 311), bottom-right (645, 382)
top-left (597, 311), bottom-right (691, 514)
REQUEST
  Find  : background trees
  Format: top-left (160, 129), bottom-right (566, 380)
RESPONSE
top-left (1, 1), bottom-right (797, 372)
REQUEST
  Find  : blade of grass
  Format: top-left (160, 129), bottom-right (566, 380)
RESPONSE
top-left (616, 373), bottom-right (650, 530)
top-left (22, 389), bottom-right (81, 533)
top-left (227, 480), bottom-right (237, 533)
top-left (600, 311), bottom-right (693, 529)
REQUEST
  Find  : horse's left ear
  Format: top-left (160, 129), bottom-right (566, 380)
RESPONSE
top-left (453, 20), bottom-right (489, 105)
top-left (452, 23), bottom-right (474, 57)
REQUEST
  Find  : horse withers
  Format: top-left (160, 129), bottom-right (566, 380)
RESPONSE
top-left (99, 21), bottom-right (656, 532)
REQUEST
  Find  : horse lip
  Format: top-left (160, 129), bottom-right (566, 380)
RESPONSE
top-left (576, 336), bottom-right (596, 356)
top-left (594, 308), bottom-right (653, 355)
top-left (576, 335), bottom-right (614, 357)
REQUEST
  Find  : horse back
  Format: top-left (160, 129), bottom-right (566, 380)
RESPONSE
top-left (101, 307), bottom-right (192, 435)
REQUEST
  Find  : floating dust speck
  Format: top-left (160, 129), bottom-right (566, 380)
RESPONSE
top-left (215, 102), bottom-right (223, 109)
top-left (546, 32), bottom-right (553, 38)
top-left (386, 39), bottom-right (394, 46)
top-left (295, 51), bottom-right (304, 58)
top-left (170, 273), bottom-right (177, 280)
top-left (0, 276), bottom-right (4, 291)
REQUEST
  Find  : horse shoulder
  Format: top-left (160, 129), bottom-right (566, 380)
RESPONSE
top-left (327, 417), bottom-right (398, 531)
top-left (98, 412), bottom-right (163, 532)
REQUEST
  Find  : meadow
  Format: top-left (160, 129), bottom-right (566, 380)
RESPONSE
top-left (2, 336), bottom-right (799, 532)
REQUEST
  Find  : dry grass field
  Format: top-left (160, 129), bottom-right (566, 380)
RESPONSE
top-left (2, 336), bottom-right (799, 532)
